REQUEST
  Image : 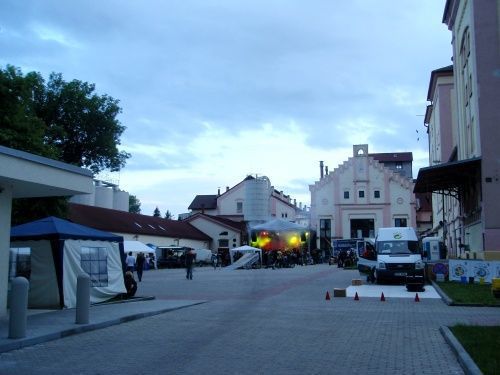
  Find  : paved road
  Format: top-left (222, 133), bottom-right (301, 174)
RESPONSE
top-left (0, 265), bottom-right (499, 374)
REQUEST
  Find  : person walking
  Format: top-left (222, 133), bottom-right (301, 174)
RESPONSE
top-left (136, 252), bottom-right (146, 282)
top-left (185, 248), bottom-right (196, 280)
top-left (125, 251), bottom-right (136, 273)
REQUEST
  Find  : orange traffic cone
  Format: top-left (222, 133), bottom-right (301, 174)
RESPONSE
top-left (415, 293), bottom-right (420, 302)
top-left (380, 292), bottom-right (386, 301)
top-left (325, 291), bottom-right (331, 300)
top-left (354, 292), bottom-right (359, 301)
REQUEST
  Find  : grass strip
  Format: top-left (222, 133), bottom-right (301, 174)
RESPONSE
top-left (437, 281), bottom-right (500, 306)
top-left (450, 325), bottom-right (500, 375)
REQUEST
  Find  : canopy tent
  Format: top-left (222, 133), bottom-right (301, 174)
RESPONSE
top-left (251, 219), bottom-right (305, 232)
top-left (124, 240), bottom-right (155, 256)
top-left (10, 217), bottom-right (126, 308)
top-left (250, 219), bottom-right (308, 251)
top-left (229, 245), bottom-right (262, 264)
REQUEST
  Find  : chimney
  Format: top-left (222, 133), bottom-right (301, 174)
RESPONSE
top-left (325, 166), bottom-right (329, 175)
top-left (294, 199), bottom-right (297, 206)
top-left (218, 187), bottom-right (221, 196)
top-left (320, 161), bottom-right (324, 179)
top-left (226, 186), bottom-right (229, 192)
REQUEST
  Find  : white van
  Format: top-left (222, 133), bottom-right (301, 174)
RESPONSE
top-left (194, 249), bottom-right (213, 266)
top-left (374, 227), bottom-right (424, 284)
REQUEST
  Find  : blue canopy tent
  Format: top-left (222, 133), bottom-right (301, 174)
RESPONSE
top-left (10, 217), bottom-right (126, 308)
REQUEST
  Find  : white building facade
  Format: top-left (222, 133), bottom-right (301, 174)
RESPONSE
top-left (310, 145), bottom-right (416, 251)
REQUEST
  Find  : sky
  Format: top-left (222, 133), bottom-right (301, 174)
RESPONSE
top-left (1, 0), bottom-right (453, 218)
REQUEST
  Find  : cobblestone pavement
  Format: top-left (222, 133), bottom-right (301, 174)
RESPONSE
top-left (1, 265), bottom-right (499, 374)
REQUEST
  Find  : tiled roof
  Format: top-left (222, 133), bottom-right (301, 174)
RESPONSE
top-left (188, 195), bottom-right (218, 210)
top-left (369, 152), bottom-right (413, 163)
top-left (68, 203), bottom-right (211, 241)
top-left (186, 213), bottom-right (246, 232)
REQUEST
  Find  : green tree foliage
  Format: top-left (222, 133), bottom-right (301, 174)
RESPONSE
top-left (153, 207), bottom-right (161, 217)
top-left (129, 195), bottom-right (141, 214)
top-left (0, 65), bottom-right (130, 223)
top-left (164, 210), bottom-right (173, 220)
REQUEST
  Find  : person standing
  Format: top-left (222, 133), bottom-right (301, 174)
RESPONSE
top-left (185, 248), bottom-right (196, 280)
top-left (136, 252), bottom-right (146, 282)
top-left (125, 251), bottom-right (136, 273)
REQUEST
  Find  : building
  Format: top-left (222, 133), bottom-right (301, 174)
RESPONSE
top-left (0, 146), bottom-right (93, 316)
top-left (68, 203), bottom-right (211, 250)
top-left (70, 179), bottom-right (130, 212)
top-left (184, 213), bottom-right (247, 256)
top-left (309, 144), bottom-right (416, 252)
top-left (414, 0), bottom-right (500, 260)
top-left (188, 175), bottom-right (307, 224)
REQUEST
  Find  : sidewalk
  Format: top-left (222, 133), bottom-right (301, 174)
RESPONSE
top-left (0, 297), bottom-right (206, 354)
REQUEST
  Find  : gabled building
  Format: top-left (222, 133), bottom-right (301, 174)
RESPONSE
top-left (68, 203), bottom-right (211, 249)
top-left (184, 213), bottom-right (247, 255)
top-left (310, 144), bottom-right (416, 252)
top-left (414, 0), bottom-right (500, 260)
top-left (188, 175), bottom-right (306, 224)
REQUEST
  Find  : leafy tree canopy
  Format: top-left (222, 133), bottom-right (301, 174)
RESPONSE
top-left (164, 210), bottom-right (173, 220)
top-left (1, 65), bottom-right (130, 223)
top-left (129, 195), bottom-right (141, 214)
top-left (0, 65), bottom-right (130, 173)
top-left (153, 207), bottom-right (161, 217)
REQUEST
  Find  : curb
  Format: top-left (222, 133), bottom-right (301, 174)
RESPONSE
top-left (440, 326), bottom-right (482, 375)
top-left (0, 301), bottom-right (206, 354)
top-left (431, 281), bottom-right (454, 305)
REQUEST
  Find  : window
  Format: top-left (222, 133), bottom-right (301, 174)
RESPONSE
top-left (9, 247), bottom-right (31, 281)
top-left (358, 190), bottom-right (365, 198)
top-left (218, 239), bottom-right (229, 247)
top-left (81, 247), bottom-right (108, 287)
top-left (394, 218), bottom-right (407, 227)
top-left (396, 163), bottom-right (402, 170)
top-left (236, 202), bottom-right (243, 213)
top-left (344, 191), bottom-right (349, 199)
top-left (319, 219), bottom-right (332, 253)
top-left (374, 190), bottom-right (380, 198)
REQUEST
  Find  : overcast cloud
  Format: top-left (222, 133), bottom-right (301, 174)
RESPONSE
top-left (1, 0), bottom-right (452, 217)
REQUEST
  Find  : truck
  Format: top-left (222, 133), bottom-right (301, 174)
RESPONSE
top-left (358, 227), bottom-right (424, 285)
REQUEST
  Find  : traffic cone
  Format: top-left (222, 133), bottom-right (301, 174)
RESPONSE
top-left (325, 291), bottom-right (331, 300)
top-left (354, 292), bottom-right (359, 301)
top-left (380, 292), bottom-right (386, 301)
top-left (415, 293), bottom-right (420, 302)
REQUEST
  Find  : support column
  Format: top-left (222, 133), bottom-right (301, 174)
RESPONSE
top-left (0, 185), bottom-right (13, 317)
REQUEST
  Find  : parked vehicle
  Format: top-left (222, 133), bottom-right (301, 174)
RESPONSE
top-left (369, 227), bottom-right (424, 284)
top-left (156, 246), bottom-right (193, 268)
top-left (194, 249), bottom-right (213, 266)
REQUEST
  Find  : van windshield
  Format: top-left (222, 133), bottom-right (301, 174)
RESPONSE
top-left (376, 241), bottom-right (420, 255)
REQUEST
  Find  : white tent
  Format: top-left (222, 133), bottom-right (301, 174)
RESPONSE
top-left (230, 245), bottom-right (262, 264)
top-left (124, 240), bottom-right (155, 256)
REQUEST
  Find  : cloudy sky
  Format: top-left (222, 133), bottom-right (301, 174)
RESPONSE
top-left (1, 0), bottom-right (452, 217)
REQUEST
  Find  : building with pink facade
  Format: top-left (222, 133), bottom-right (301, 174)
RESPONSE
top-left (309, 144), bottom-right (416, 252)
top-left (414, 0), bottom-right (500, 260)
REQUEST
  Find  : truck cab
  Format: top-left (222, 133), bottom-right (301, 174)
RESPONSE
top-left (374, 227), bottom-right (424, 284)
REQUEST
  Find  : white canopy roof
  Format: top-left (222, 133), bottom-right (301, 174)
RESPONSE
top-left (124, 240), bottom-right (155, 254)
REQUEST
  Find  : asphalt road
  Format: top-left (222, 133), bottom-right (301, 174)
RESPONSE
top-left (1, 265), bottom-right (499, 374)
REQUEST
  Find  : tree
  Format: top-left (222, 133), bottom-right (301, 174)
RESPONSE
top-left (0, 65), bottom-right (130, 223)
top-left (0, 65), bottom-right (130, 173)
top-left (153, 207), bottom-right (161, 217)
top-left (129, 195), bottom-right (141, 214)
top-left (164, 210), bottom-right (173, 220)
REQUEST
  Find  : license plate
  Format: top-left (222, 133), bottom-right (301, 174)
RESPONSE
top-left (395, 272), bottom-right (407, 276)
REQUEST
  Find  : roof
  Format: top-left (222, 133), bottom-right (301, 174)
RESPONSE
top-left (427, 65), bottom-right (454, 101)
top-left (188, 195), bottom-right (218, 210)
top-left (185, 213), bottom-right (246, 232)
top-left (369, 152), bottom-right (413, 163)
top-left (413, 157), bottom-right (481, 195)
top-left (68, 203), bottom-right (211, 241)
top-left (11, 216), bottom-right (122, 242)
top-left (251, 219), bottom-right (305, 232)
